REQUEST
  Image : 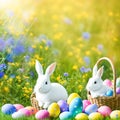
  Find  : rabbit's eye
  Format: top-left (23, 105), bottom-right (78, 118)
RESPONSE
top-left (94, 81), bottom-right (97, 84)
top-left (45, 81), bottom-right (48, 85)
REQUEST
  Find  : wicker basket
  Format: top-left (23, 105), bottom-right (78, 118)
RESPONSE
top-left (87, 57), bottom-right (120, 110)
top-left (30, 92), bottom-right (43, 110)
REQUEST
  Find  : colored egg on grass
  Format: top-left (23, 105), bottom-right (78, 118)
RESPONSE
top-left (59, 111), bottom-right (73, 120)
top-left (75, 113), bottom-right (88, 120)
top-left (116, 87), bottom-right (120, 94)
top-left (69, 97), bottom-right (83, 116)
top-left (98, 105), bottom-right (112, 116)
top-left (57, 100), bottom-right (69, 112)
top-left (1, 104), bottom-right (17, 115)
top-left (12, 111), bottom-right (23, 119)
top-left (18, 108), bottom-right (31, 116)
top-left (89, 112), bottom-right (103, 120)
top-left (103, 79), bottom-right (112, 87)
top-left (13, 104), bottom-right (24, 111)
top-left (67, 93), bottom-right (80, 104)
top-left (116, 78), bottom-right (120, 87)
top-left (35, 110), bottom-right (49, 120)
top-left (85, 104), bottom-right (98, 115)
top-left (82, 100), bottom-right (91, 112)
top-left (110, 110), bottom-right (120, 119)
top-left (48, 102), bottom-right (60, 118)
top-left (25, 106), bottom-right (38, 115)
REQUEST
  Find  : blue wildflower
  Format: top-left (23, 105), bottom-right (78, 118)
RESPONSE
top-left (0, 71), bottom-right (4, 78)
top-left (28, 47), bottom-right (34, 53)
top-left (5, 37), bottom-right (15, 47)
top-left (82, 32), bottom-right (91, 40)
top-left (0, 64), bottom-right (7, 71)
top-left (30, 71), bottom-right (34, 77)
top-left (6, 54), bottom-right (14, 62)
top-left (10, 74), bottom-right (16, 78)
top-left (0, 38), bottom-right (6, 51)
top-left (83, 56), bottom-right (90, 65)
top-left (13, 44), bottom-right (25, 55)
top-left (64, 72), bottom-right (69, 77)
top-left (24, 55), bottom-right (30, 62)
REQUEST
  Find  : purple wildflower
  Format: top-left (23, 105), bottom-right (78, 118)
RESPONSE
top-left (28, 47), bottom-right (34, 53)
top-left (0, 71), bottom-right (4, 78)
top-left (80, 66), bottom-right (91, 73)
top-left (63, 17), bottom-right (72, 25)
top-left (13, 44), bottom-right (25, 55)
top-left (82, 32), bottom-right (91, 40)
top-left (46, 40), bottom-right (52, 47)
top-left (64, 72), bottom-right (69, 77)
top-left (83, 56), bottom-right (90, 65)
top-left (0, 38), bottom-right (6, 51)
top-left (5, 37), bottom-right (15, 47)
top-left (97, 44), bottom-right (103, 51)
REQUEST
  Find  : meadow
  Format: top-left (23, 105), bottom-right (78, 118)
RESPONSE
top-left (0, 0), bottom-right (120, 119)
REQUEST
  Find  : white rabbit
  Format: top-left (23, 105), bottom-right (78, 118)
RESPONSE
top-left (86, 64), bottom-right (111, 98)
top-left (34, 60), bottom-right (68, 109)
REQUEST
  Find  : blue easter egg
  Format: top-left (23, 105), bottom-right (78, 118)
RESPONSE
top-left (59, 111), bottom-right (73, 120)
top-left (1, 104), bottom-right (17, 115)
top-left (106, 90), bottom-right (113, 96)
top-left (69, 97), bottom-right (83, 116)
top-left (85, 104), bottom-right (98, 115)
top-left (57, 100), bottom-right (69, 113)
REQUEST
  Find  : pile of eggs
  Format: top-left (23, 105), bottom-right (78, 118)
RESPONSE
top-left (1, 92), bottom-right (120, 120)
top-left (103, 78), bottom-right (120, 96)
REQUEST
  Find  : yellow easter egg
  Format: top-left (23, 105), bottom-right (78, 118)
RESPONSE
top-left (67, 93), bottom-right (80, 104)
top-left (89, 112), bottom-right (103, 120)
top-left (48, 102), bottom-right (60, 118)
top-left (110, 110), bottom-right (120, 119)
top-left (75, 113), bottom-right (88, 120)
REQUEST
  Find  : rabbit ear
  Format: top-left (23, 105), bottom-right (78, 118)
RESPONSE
top-left (35, 60), bottom-right (43, 75)
top-left (96, 66), bottom-right (104, 78)
top-left (45, 62), bottom-right (56, 76)
top-left (92, 64), bottom-right (98, 76)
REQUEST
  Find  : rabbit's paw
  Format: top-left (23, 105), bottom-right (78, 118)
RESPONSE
top-left (43, 102), bottom-right (51, 109)
top-left (38, 101), bottom-right (43, 107)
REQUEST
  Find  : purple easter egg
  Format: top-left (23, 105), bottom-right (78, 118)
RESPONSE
top-left (57, 100), bottom-right (69, 112)
top-left (1, 104), bottom-right (17, 115)
top-left (13, 104), bottom-right (24, 111)
top-left (116, 87), bottom-right (120, 94)
top-left (82, 100), bottom-right (91, 112)
top-left (35, 110), bottom-right (49, 119)
top-left (18, 108), bottom-right (31, 116)
top-left (85, 104), bottom-right (98, 115)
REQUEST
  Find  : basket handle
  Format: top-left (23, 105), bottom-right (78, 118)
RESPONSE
top-left (95, 57), bottom-right (116, 97)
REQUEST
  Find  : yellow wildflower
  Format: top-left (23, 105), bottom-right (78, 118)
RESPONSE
top-left (72, 65), bottom-right (78, 70)
top-left (3, 87), bottom-right (9, 93)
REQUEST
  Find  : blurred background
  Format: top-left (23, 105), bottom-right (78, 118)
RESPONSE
top-left (0, 0), bottom-right (120, 105)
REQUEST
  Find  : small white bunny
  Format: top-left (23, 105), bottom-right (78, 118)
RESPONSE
top-left (86, 64), bottom-right (111, 98)
top-left (34, 60), bottom-right (68, 109)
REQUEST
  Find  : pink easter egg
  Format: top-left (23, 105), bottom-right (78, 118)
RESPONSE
top-left (12, 111), bottom-right (24, 119)
top-left (82, 100), bottom-right (91, 112)
top-left (103, 79), bottom-right (112, 87)
top-left (25, 106), bottom-right (38, 115)
top-left (35, 110), bottom-right (49, 119)
top-left (18, 108), bottom-right (31, 116)
top-left (116, 87), bottom-right (120, 94)
top-left (98, 106), bottom-right (112, 116)
top-left (13, 104), bottom-right (24, 111)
